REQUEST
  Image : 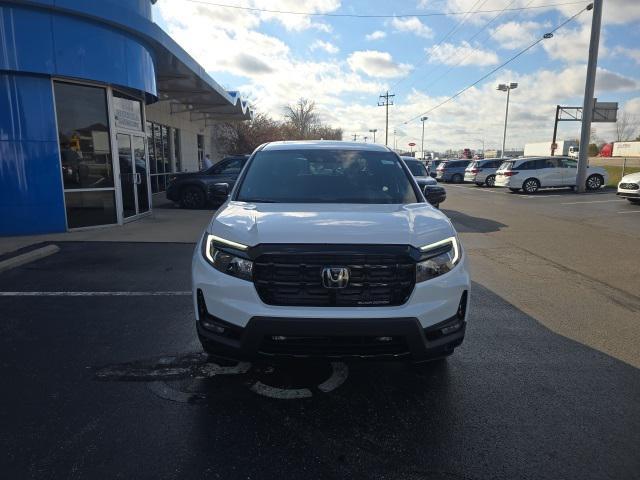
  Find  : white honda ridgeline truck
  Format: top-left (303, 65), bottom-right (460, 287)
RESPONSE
top-left (192, 141), bottom-right (470, 363)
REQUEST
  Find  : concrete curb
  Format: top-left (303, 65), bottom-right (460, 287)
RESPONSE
top-left (0, 244), bottom-right (60, 274)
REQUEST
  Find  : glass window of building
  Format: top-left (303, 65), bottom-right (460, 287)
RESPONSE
top-left (197, 134), bottom-right (204, 170)
top-left (173, 129), bottom-right (181, 172)
top-left (146, 121), bottom-right (179, 193)
top-left (54, 82), bottom-right (116, 228)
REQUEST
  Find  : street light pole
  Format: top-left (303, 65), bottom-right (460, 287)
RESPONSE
top-left (497, 82), bottom-right (518, 157)
top-left (576, 0), bottom-right (602, 193)
top-left (369, 128), bottom-right (377, 143)
top-left (420, 116), bottom-right (428, 159)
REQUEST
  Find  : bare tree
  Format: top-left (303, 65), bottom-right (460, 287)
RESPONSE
top-left (615, 111), bottom-right (640, 142)
top-left (283, 98), bottom-right (320, 139)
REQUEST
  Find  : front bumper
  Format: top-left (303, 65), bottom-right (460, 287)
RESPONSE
top-left (192, 240), bottom-right (470, 361)
top-left (617, 190), bottom-right (640, 198)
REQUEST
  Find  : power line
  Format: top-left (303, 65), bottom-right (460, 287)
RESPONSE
top-left (177, 0), bottom-right (589, 18)
top-left (389, 0), bottom-right (488, 92)
top-left (418, 0), bottom-right (535, 94)
top-left (400, 4), bottom-right (591, 125)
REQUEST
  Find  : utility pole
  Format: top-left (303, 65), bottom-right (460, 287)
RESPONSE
top-left (352, 133), bottom-right (360, 141)
top-left (497, 83), bottom-right (518, 157)
top-left (577, 1), bottom-right (601, 193)
top-left (369, 128), bottom-right (377, 143)
top-left (420, 116), bottom-right (428, 159)
top-left (393, 129), bottom-right (397, 149)
top-left (378, 91), bottom-right (394, 146)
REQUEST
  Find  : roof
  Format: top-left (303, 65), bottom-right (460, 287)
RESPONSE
top-left (262, 141), bottom-right (391, 152)
top-left (25, 0), bottom-right (252, 121)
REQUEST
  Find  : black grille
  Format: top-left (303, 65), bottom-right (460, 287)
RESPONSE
top-left (253, 250), bottom-right (416, 307)
top-left (620, 183), bottom-right (639, 190)
top-left (260, 335), bottom-right (409, 356)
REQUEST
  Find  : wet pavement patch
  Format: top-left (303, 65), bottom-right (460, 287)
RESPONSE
top-left (94, 352), bottom-right (349, 401)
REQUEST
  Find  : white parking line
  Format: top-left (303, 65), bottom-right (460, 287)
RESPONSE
top-left (617, 210), bottom-right (640, 214)
top-left (561, 199), bottom-right (625, 205)
top-left (0, 291), bottom-right (191, 296)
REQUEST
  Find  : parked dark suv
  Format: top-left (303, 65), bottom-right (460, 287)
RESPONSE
top-left (401, 157), bottom-right (446, 208)
top-left (166, 155), bottom-right (249, 208)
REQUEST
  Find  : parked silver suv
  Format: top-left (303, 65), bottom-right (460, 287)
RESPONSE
top-left (464, 158), bottom-right (507, 187)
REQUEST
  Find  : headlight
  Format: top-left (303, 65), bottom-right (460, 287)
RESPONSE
top-left (202, 234), bottom-right (253, 281)
top-left (416, 236), bottom-right (461, 283)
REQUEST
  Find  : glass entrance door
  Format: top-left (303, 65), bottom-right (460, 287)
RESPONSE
top-left (117, 133), bottom-right (150, 219)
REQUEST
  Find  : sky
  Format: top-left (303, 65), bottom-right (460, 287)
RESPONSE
top-left (152, 0), bottom-right (640, 152)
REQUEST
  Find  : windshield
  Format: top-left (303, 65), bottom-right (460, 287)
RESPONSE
top-left (499, 161), bottom-right (515, 170)
top-left (404, 159), bottom-right (428, 177)
top-left (236, 149), bottom-right (420, 204)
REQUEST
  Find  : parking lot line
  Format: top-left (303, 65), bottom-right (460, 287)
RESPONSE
top-left (561, 199), bottom-right (625, 205)
top-left (0, 291), bottom-right (191, 296)
top-left (617, 210), bottom-right (640, 214)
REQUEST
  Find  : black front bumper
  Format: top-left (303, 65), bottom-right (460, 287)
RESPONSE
top-left (197, 312), bottom-right (465, 363)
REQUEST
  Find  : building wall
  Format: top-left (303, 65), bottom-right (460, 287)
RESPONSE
top-left (0, 73), bottom-right (67, 234)
top-left (145, 100), bottom-right (223, 172)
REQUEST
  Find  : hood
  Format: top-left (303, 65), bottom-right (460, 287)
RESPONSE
top-left (208, 202), bottom-right (455, 248)
top-left (620, 171), bottom-right (640, 183)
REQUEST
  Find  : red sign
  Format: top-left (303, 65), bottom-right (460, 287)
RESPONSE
top-left (408, 142), bottom-right (416, 146)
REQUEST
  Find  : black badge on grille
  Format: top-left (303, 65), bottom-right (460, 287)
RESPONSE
top-left (321, 267), bottom-right (350, 289)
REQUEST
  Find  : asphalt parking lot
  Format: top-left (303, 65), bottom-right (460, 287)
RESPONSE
top-left (2, 185), bottom-right (640, 480)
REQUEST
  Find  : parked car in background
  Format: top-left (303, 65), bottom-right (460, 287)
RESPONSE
top-left (464, 158), bottom-right (505, 187)
top-left (427, 159), bottom-right (442, 178)
top-left (617, 172), bottom-right (640, 204)
top-left (401, 157), bottom-right (446, 208)
top-left (166, 154), bottom-right (249, 208)
top-left (495, 156), bottom-right (608, 193)
top-left (435, 159), bottom-right (472, 183)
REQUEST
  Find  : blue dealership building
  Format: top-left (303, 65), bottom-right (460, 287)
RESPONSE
top-left (0, 0), bottom-right (251, 235)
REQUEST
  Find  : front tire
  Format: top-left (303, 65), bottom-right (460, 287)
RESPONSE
top-left (180, 186), bottom-right (206, 209)
top-left (522, 178), bottom-right (540, 194)
top-left (586, 174), bottom-right (604, 190)
top-left (451, 173), bottom-right (463, 184)
top-left (485, 175), bottom-right (496, 187)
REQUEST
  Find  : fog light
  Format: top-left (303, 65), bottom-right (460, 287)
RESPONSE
top-left (441, 322), bottom-right (462, 335)
top-left (202, 319), bottom-right (226, 334)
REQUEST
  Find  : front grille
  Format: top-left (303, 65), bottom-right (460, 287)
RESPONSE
top-left (620, 183), bottom-right (639, 190)
top-left (253, 250), bottom-right (416, 307)
top-left (260, 335), bottom-right (409, 356)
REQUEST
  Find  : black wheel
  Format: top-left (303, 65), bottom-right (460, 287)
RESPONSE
top-left (485, 175), bottom-right (496, 187)
top-left (180, 186), bottom-right (206, 209)
top-left (586, 174), bottom-right (603, 190)
top-left (509, 188), bottom-right (520, 193)
top-left (628, 199), bottom-right (640, 205)
top-left (522, 178), bottom-right (540, 194)
top-left (452, 173), bottom-right (463, 183)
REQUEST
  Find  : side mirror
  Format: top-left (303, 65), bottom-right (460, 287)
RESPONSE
top-left (212, 182), bottom-right (230, 199)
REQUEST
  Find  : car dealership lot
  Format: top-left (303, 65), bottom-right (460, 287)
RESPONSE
top-left (1, 186), bottom-right (639, 479)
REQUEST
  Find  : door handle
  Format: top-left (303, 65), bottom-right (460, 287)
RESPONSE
top-left (136, 173), bottom-right (142, 184)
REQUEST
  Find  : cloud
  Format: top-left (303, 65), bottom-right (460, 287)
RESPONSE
top-left (310, 40), bottom-right (339, 54)
top-left (613, 46), bottom-right (640, 64)
top-left (426, 41), bottom-right (499, 66)
top-left (254, 0), bottom-right (340, 31)
top-left (365, 30), bottom-right (387, 41)
top-left (391, 17), bottom-right (434, 38)
top-left (232, 53), bottom-right (275, 74)
top-left (492, 21), bottom-right (542, 50)
top-left (347, 50), bottom-right (413, 78)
